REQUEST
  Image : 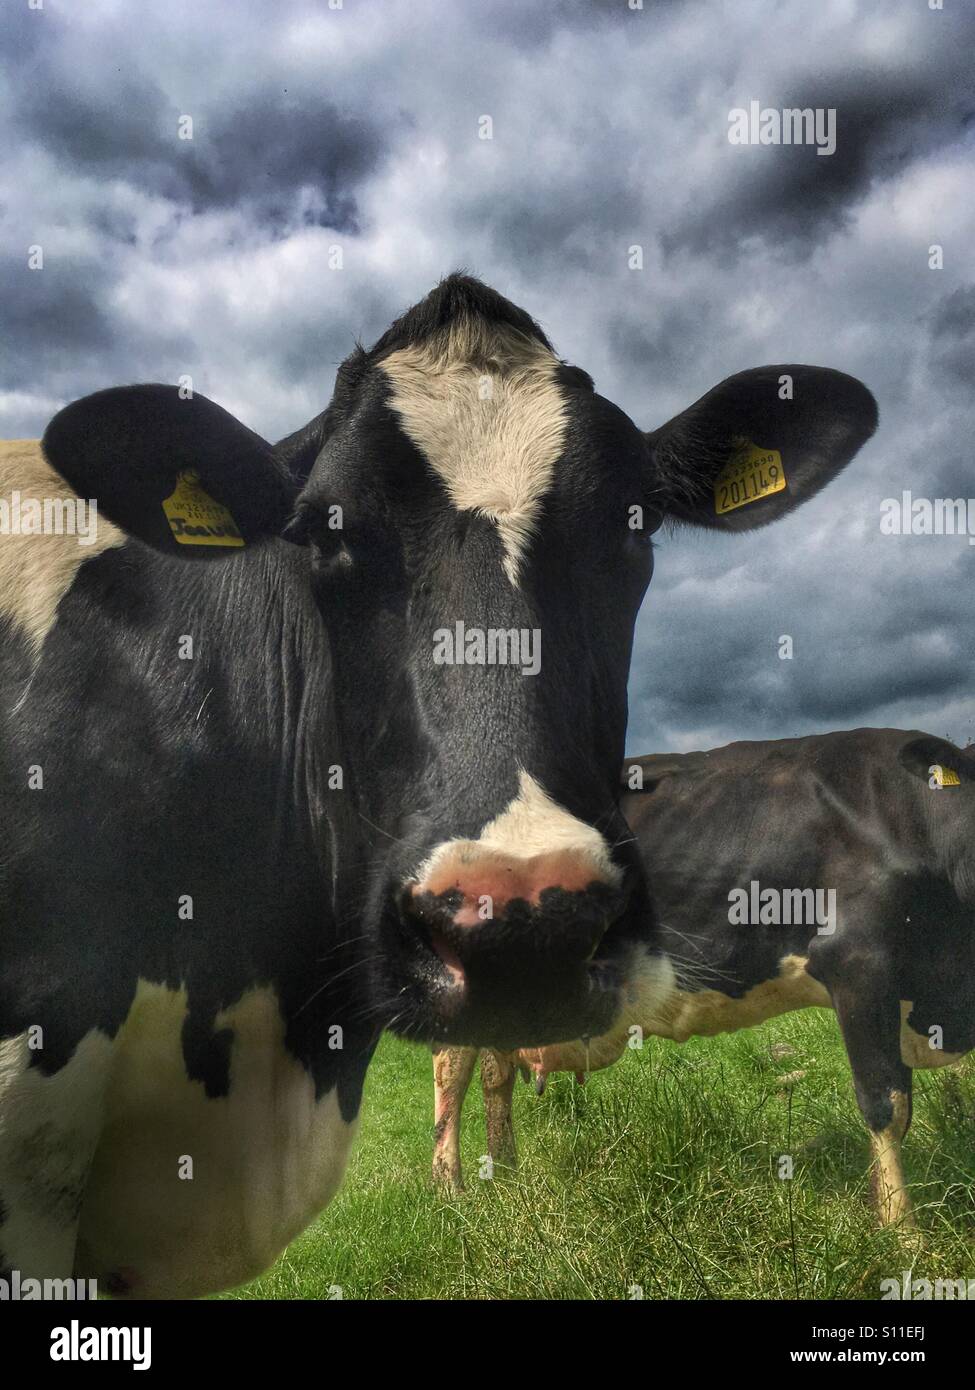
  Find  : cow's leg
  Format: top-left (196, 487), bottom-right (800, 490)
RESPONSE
top-left (432, 1046), bottom-right (478, 1193)
top-left (480, 1049), bottom-right (517, 1172)
top-left (0, 1028), bottom-right (111, 1283)
top-left (829, 979), bottom-right (915, 1229)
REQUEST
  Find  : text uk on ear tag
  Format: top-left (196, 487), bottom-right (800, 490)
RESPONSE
top-left (714, 437), bottom-right (786, 515)
top-left (162, 470), bottom-right (245, 547)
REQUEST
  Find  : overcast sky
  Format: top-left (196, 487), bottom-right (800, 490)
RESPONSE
top-left (2, 0), bottom-right (973, 753)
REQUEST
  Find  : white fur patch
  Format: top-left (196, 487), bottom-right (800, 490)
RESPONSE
top-left (0, 440), bottom-right (123, 655)
top-left (381, 322), bottom-right (568, 586)
top-left (0, 983), bottom-right (358, 1297)
top-left (416, 769), bottom-right (621, 889)
top-left (899, 1001), bottom-right (966, 1070)
top-left (74, 981), bottom-right (358, 1299)
top-left (0, 1028), bottom-right (113, 1280)
top-left (639, 952), bottom-right (832, 1043)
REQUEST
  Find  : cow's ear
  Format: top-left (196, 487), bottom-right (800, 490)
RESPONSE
top-left (646, 366), bottom-right (877, 532)
top-left (898, 736), bottom-right (975, 786)
top-left (42, 385), bottom-right (302, 558)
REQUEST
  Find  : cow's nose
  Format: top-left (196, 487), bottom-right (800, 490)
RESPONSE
top-left (402, 846), bottom-right (623, 988)
top-left (387, 842), bottom-right (635, 1049)
top-left (410, 847), bottom-right (619, 927)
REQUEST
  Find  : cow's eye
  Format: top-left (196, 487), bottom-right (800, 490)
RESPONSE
top-left (283, 506), bottom-right (360, 583)
top-left (626, 505), bottom-right (663, 545)
top-left (284, 504), bottom-right (346, 553)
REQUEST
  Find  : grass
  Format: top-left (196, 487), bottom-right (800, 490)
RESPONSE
top-left (224, 1008), bottom-right (975, 1300)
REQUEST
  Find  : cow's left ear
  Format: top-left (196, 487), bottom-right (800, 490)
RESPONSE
top-left (646, 366), bottom-right (877, 532)
top-left (42, 385), bottom-right (302, 558)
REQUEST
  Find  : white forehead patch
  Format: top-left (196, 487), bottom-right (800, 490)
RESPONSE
top-left (381, 320), bottom-right (568, 585)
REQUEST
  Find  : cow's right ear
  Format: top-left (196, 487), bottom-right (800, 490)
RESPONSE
top-left (42, 385), bottom-right (302, 558)
top-left (645, 366), bottom-right (878, 533)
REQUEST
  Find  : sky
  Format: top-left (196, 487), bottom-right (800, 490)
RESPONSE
top-left (2, 0), bottom-right (973, 753)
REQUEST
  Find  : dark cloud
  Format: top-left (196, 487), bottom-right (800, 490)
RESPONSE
top-left (629, 516), bottom-right (975, 752)
top-left (12, 77), bottom-right (383, 232)
top-left (666, 65), bottom-right (975, 259)
top-left (0, 252), bottom-right (116, 391)
top-left (924, 286), bottom-right (975, 389)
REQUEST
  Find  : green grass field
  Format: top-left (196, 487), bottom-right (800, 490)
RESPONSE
top-left (226, 1008), bottom-right (975, 1300)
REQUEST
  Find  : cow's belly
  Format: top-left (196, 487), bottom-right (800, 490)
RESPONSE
top-left (645, 960), bottom-right (969, 1071)
top-left (899, 1002), bottom-right (968, 1070)
top-left (648, 954), bottom-right (832, 1043)
top-left (74, 981), bottom-right (358, 1300)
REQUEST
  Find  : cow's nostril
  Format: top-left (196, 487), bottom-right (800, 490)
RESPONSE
top-left (428, 928), bottom-right (465, 987)
top-left (398, 889), bottom-right (468, 986)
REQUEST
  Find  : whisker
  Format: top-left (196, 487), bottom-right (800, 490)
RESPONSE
top-left (354, 809), bottom-right (425, 852)
top-left (292, 951), bottom-right (386, 1018)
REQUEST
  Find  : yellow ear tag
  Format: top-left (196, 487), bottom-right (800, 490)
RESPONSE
top-left (934, 764), bottom-right (960, 787)
top-left (162, 470), bottom-right (244, 547)
top-left (714, 438), bottom-right (786, 515)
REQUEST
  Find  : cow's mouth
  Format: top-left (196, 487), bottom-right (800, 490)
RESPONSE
top-left (374, 887), bottom-right (647, 1050)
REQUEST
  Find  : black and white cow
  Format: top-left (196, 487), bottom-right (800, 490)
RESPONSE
top-left (433, 730), bottom-right (975, 1228)
top-left (0, 275), bottom-right (876, 1296)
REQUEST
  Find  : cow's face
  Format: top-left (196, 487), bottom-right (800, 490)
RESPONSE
top-left (285, 326), bottom-right (659, 1046)
top-left (43, 275), bottom-right (877, 1050)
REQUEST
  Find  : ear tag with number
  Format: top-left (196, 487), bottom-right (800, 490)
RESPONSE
top-left (714, 438), bottom-right (786, 515)
top-left (162, 470), bottom-right (244, 547)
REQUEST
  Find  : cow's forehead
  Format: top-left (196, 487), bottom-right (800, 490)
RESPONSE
top-left (379, 320), bottom-right (569, 586)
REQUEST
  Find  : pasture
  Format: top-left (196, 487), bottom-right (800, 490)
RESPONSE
top-left (228, 1010), bottom-right (975, 1301)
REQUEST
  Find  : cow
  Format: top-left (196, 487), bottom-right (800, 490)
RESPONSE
top-left (432, 729), bottom-right (975, 1229)
top-left (0, 274), bottom-right (876, 1297)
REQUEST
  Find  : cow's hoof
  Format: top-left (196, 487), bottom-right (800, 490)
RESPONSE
top-left (432, 1167), bottom-right (465, 1197)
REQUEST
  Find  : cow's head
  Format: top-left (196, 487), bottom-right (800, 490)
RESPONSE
top-left (42, 275), bottom-right (877, 1049)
